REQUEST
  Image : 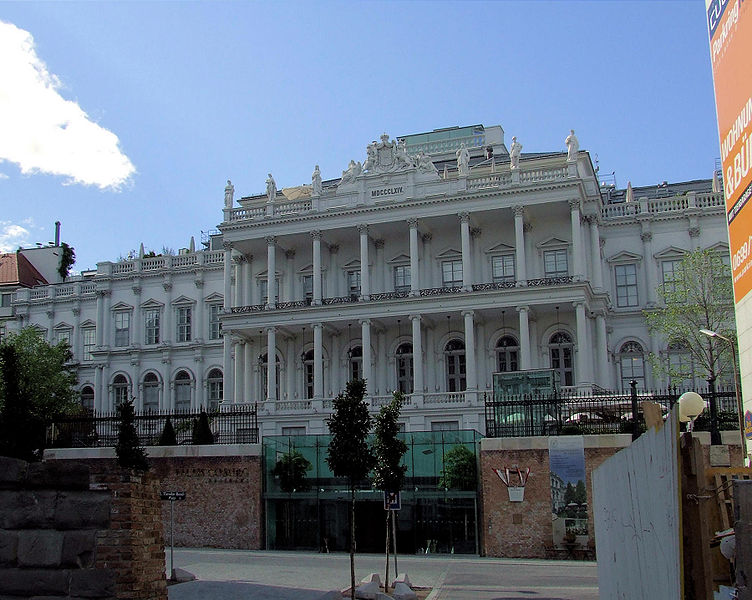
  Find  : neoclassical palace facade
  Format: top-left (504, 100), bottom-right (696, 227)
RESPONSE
top-left (11, 123), bottom-right (729, 436)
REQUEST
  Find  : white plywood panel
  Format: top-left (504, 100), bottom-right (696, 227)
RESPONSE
top-left (593, 407), bottom-right (680, 599)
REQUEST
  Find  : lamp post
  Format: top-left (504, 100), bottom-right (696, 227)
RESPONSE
top-left (699, 329), bottom-right (745, 455)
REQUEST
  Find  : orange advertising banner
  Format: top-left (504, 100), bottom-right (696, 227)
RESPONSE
top-left (707, 0), bottom-right (752, 302)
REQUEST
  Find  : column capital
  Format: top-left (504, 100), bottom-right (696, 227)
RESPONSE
top-left (461, 310), bottom-right (475, 319)
top-left (522, 222), bottom-right (533, 233)
top-left (584, 214), bottom-right (599, 226)
top-left (357, 223), bottom-right (368, 234)
top-left (409, 314), bottom-right (422, 322)
top-left (688, 226), bottom-right (701, 238)
top-left (162, 282), bottom-right (172, 292)
top-left (516, 305), bottom-right (530, 314)
top-left (310, 230), bottom-right (322, 241)
top-left (359, 318), bottom-right (372, 326)
top-left (640, 231), bottom-right (653, 243)
top-left (470, 227), bottom-right (482, 238)
top-left (312, 322), bottom-right (323, 330)
top-left (421, 232), bottom-right (433, 243)
top-left (407, 217), bottom-right (419, 229)
top-left (265, 235), bottom-right (276, 246)
top-left (222, 241), bottom-right (233, 251)
top-left (572, 300), bottom-right (586, 309)
top-left (374, 239), bottom-right (385, 250)
top-left (568, 198), bottom-right (581, 211)
top-left (232, 254), bottom-right (247, 264)
top-left (512, 205), bottom-right (525, 218)
top-left (328, 243), bottom-right (340, 254)
top-left (458, 211), bottom-right (471, 224)
top-left (265, 326), bottom-right (277, 334)
top-left (285, 248), bottom-right (296, 259)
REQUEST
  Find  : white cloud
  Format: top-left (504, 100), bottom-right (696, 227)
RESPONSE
top-left (0, 221), bottom-right (32, 253)
top-left (0, 20), bottom-right (136, 190)
top-left (0, 173), bottom-right (8, 179)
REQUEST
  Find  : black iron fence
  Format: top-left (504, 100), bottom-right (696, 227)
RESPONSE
top-left (47, 404), bottom-right (258, 448)
top-left (484, 386), bottom-right (738, 438)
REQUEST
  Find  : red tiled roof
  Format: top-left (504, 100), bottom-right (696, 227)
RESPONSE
top-left (0, 253), bottom-right (48, 288)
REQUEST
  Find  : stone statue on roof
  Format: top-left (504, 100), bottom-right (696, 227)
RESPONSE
top-left (509, 137), bottom-right (522, 170)
top-left (416, 152), bottom-right (438, 175)
top-left (363, 142), bottom-right (377, 172)
top-left (340, 160), bottom-right (362, 185)
top-left (565, 129), bottom-right (579, 162)
top-left (456, 143), bottom-right (470, 177)
top-left (395, 139), bottom-right (415, 169)
top-left (266, 173), bottom-right (277, 202)
top-left (224, 179), bottom-right (234, 208)
top-left (312, 165), bottom-right (322, 195)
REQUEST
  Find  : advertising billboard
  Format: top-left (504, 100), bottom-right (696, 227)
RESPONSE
top-left (706, 0), bottom-right (752, 302)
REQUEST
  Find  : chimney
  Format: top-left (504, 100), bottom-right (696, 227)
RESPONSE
top-left (54, 221), bottom-right (61, 246)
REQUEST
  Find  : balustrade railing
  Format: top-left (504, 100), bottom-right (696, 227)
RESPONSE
top-left (601, 192), bottom-right (724, 219)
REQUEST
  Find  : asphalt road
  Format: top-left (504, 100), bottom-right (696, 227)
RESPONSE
top-left (168, 548), bottom-right (599, 600)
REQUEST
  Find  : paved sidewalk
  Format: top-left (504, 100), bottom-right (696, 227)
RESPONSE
top-left (167, 549), bottom-right (598, 600)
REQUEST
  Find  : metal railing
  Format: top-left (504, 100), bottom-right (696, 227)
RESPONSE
top-left (47, 404), bottom-right (258, 448)
top-left (484, 386), bottom-right (738, 438)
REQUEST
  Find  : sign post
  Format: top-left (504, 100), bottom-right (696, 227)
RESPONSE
top-left (160, 491), bottom-right (186, 579)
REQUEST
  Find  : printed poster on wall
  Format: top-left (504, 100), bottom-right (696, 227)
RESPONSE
top-left (549, 436), bottom-right (587, 545)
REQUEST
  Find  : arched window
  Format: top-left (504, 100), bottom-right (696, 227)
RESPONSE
top-left (619, 341), bottom-right (645, 390)
top-left (303, 349), bottom-right (314, 399)
top-left (549, 332), bottom-right (574, 387)
top-left (207, 368), bottom-right (223, 410)
top-left (261, 353), bottom-right (281, 401)
top-left (444, 339), bottom-right (466, 393)
top-left (667, 341), bottom-right (695, 389)
top-left (395, 343), bottom-right (413, 394)
top-left (174, 370), bottom-right (192, 411)
top-left (348, 346), bottom-right (363, 382)
top-left (112, 374), bottom-right (129, 407)
top-left (80, 386), bottom-right (95, 412)
top-left (496, 335), bottom-right (519, 373)
top-left (142, 372), bottom-right (160, 412)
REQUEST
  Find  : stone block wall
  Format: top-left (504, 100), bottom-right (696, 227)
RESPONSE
top-left (0, 457), bottom-right (116, 599)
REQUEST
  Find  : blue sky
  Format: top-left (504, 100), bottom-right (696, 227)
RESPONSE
top-left (0, 1), bottom-right (719, 272)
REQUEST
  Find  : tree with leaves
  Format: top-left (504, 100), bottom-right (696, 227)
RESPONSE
top-left (115, 398), bottom-right (149, 471)
top-left (191, 410), bottom-right (214, 445)
top-left (326, 379), bottom-right (374, 600)
top-left (372, 392), bottom-right (407, 593)
top-left (0, 345), bottom-right (45, 460)
top-left (158, 417), bottom-right (177, 446)
top-left (272, 448), bottom-right (312, 545)
top-left (645, 248), bottom-right (736, 384)
top-left (57, 243), bottom-right (76, 281)
top-left (438, 444), bottom-right (478, 491)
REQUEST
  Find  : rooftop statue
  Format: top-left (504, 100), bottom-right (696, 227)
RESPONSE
top-left (361, 134), bottom-right (416, 175)
top-left (340, 160), bottom-right (362, 185)
top-left (266, 173), bottom-right (277, 202)
top-left (363, 142), bottom-right (377, 172)
top-left (509, 137), bottom-right (522, 170)
top-left (456, 143), bottom-right (470, 176)
top-left (312, 165), bottom-right (322, 195)
top-left (416, 152), bottom-right (438, 175)
top-left (565, 129), bottom-right (579, 162)
top-left (224, 179), bottom-right (234, 208)
top-left (395, 139), bottom-right (415, 169)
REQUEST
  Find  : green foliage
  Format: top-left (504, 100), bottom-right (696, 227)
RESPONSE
top-left (0, 346), bottom-right (45, 460)
top-left (57, 243), bottom-right (76, 281)
top-left (0, 327), bottom-right (79, 420)
top-left (158, 417), bottom-right (177, 446)
top-left (115, 398), bottom-right (149, 471)
top-left (372, 392), bottom-right (407, 493)
top-left (191, 410), bottom-right (214, 445)
top-left (326, 379), bottom-right (375, 485)
top-left (272, 449), bottom-right (312, 494)
top-left (644, 249), bottom-right (736, 381)
top-left (438, 444), bottom-right (478, 491)
top-left (574, 479), bottom-right (587, 505)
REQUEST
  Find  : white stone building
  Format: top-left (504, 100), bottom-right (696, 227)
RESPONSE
top-left (11, 123), bottom-right (729, 437)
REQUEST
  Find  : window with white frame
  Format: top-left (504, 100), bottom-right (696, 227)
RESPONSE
top-left (395, 343), bottom-right (413, 394)
top-left (431, 420), bottom-right (459, 431)
top-left (667, 341), bottom-right (695, 389)
top-left (261, 353), bottom-right (280, 401)
top-left (112, 374), bottom-right (129, 407)
top-left (55, 328), bottom-right (72, 346)
top-left (496, 336), bottom-right (519, 372)
top-left (303, 349), bottom-right (314, 399)
top-left (549, 332), bottom-right (574, 386)
top-left (282, 426), bottom-right (306, 436)
top-left (207, 368), bottom-right (223, 410)
top-left (114, 312), bottom-right (130, 347)
top-left (259, 278), bottom-right (280, 304)
top-left (1, 293), bottom-right (11, 308)
top-left (144, 309), bottom-right (160, 345)
top-left (347, 270), bottom-right (361, 298)
top-left (208, 304), bottom-right (222, 340)
top-left (82, 328), bottom-right (95, 361)
top-left (176, 307), bottom-right (192, 343)
top-left (444, 339), bottom-right (466, 392)
top-left (544, 249), bottom-right (569, 278)
top-left (661, 259), bottom-right (684, 299)
top-left (442, 260), bottom-right (463, 287)
top-left (348, 345), bottom-right (363, 382)
top-left (302, 275), bottom-right (313, 301)
top-left (174, 370), bottom-right (191, 411)
top-left (619, 341), bottom-right (645, 390)
top-left (393, 265), bottom-right (411, 292)
top-left (615, 264), bottom-right (639, 307)
top-left (142, 372), bottom-right (160, 412)
top-left (80, 386), bottom-right (95, 412)
top-left (491, 254), bottom-right (515, 283)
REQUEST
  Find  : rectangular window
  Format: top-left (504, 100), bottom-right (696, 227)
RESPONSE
top-left (442, 259), bottom-right (463, 287)
top-left (347, 270), bottom-right (361, 297)
top-left (259, 279), bottom-right (280, 303)
top-left (55, 329), bottom-right (71, 345)
top-left (0, 323), bottom-right (5, 342)
top-left (82, 328), bottom-right (95, 361)
top-left (144, 309), bottom-right (160, 345)
top-left (281, 426), bottom-right (306, 436)
top-left (393, 265), bottom-right (411, 291)
top-left (661, 259), bottom-right (684, 299)
top-left (302, 275), bottom-right (313, 300)
top-left (0, 293), bottom-right (11, 308)
top-left (176, 307), bottom-right (192, 342)
top-left (431, 421), bottom-right (459, 431)
top-left (114, 312), bottom-right (130, 347)
top-left (491, 255), bottom-right (515, 283)
top-left (208, 304), bottom-right (222, 340)
top-left (544, 249), bottom-right (568, 277)
top-left (615, 264), bottom-right (639, 307)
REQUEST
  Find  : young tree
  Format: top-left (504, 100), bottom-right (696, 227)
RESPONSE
top-left (115, 398), bottom-right (149, 471)
top-left (372, 392), bottom-right (407, 593)
top-left (438, 444), bottom-right (478, 491)
top-left (645, 248), bottom-right (736, 383)
top-left (158, 417), bottom-right (177, 446)
top-left (272, 448), bottom-right (312, 545)
top-left (0, 345), bottom-right (45, 460)
top-left (191, 410), bottom-right (214, 445)
top-left (326, 379), bottom-right (374, 600)
top-left (57, 243), bottom-right (76, 281)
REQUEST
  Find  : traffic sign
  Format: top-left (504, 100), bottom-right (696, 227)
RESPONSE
top-left (160, 491), bottom-right (186, 501)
